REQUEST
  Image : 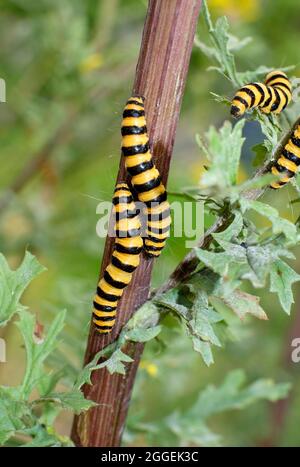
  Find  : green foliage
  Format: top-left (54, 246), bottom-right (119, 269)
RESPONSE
top-left (270, 259), bottom-right (300, 315)
top-left (126, 370), bottom-right (290, 447)
top-left (196, 0), bottom-right (295, 156)
top-left (0, 253), bottom-right (100, 447)
top-left (181, 1), bottom-right (300, 361)
top-left (1, 0), bottom-right (299, 449)
top-left (164, 370), bottom-right (290, 446)
top-left (196, 0), bottom-right (242, 87)
top-left (0, 252), bottom-right (45, 327)
top-left (252, 143), bottom-right (268, 167)
top-left (17, 309), bottom-right (66, 398)
top-left (91, 303), bottom-right (162, 375)
top-left (104, 0), bottom-right (300, 398)
top-left (100, 349), bottom-right (134, 376)
top-left (196, 120), bottom-right (279, 201)
top-left (196, 120), bottom-right (245, 188)
top-left (197, 0), bottom-right (293, 91)
top-left (154, 287), bottom-right (222, 366)
top-left (96, 0), bottom-right (300, 375)
top-left (240, 199), bottom-right (297, 242)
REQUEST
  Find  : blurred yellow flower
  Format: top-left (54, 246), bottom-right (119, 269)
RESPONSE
top-left (210, 0), bottom-right (260, 22)
top-left (140, 360), bottom-right (158, 377)
top-left (79, 53), bottom-right (103, 74)
top-left (237, 164), bottom-right (248, 184)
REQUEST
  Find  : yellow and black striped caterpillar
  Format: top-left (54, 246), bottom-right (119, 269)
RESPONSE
top-left (270, 123), bottom-right (300, 189)
top-left (231, 70), bottom-right (292, 118)
top-left (121, 96), bottom-right (171, 257)
top-left (93, 183), bottom-right (143, 333)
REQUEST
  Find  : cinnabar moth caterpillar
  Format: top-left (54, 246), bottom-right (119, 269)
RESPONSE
top-left (121, 96), bottom-right (171, 257)
top-left (231, 70), bottom-right (292, 118)
top-left (270, 123), bottom-right (300, 189)
top-left (93, 183), bottom-right (143, 333)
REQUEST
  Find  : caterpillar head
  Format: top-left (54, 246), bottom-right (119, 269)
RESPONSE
top-left (230, 101), bottom-right (244, 118)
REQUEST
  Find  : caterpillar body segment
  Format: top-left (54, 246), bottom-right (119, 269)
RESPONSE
top-left (93, 183), bottom-right (143, 333)
top-left (265, 70), bottom-right (292, 96)
top-left (270, 124), bottom-right (300, 189)
top-left (231, 70), bottom-right (292, 118)
top-left (121, 97), bottom-right (171, 257)
top-left (145, 201), bottom-right (171, 256)
top-left (263, 70), bottom-right (292, 113)
top-left (231, 82), bottom-right (270, 118)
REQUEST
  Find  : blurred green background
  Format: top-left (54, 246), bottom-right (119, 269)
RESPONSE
top-left (1, 0), bottom-right (300, 446)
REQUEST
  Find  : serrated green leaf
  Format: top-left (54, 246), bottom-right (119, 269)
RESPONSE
top-left (213, 16), bottom-right (238, 82)
top-left (198, 1), bottom-right (241, 86)
top-left (154, 288), bottom-right (189, 319)
top-left (270, 259), bottom-right (300, 314)
top-left (191, 369), bottom-right (290, 419)
top-left (217, 240), bottom-right (247, 262)
top-left (125, 325), bottom-right (161, 343)
top-left (74, 349), bottom-right (104, 390)
top-left (227, 34), bottom-right (252, 52)
top-left (166, 412), bottom-right (221, 447)
top-left (189, 268), bottom-right (232, 298)
top-left (196, 249), bottom-right (231, 276)
top-left (37, 369), bottom-right (66, 397)
top-left (17, 309), bottom-right (66, 398)
top-left (199, 120), bottom-right (245, 190)
top-left (196, 244), bottom-right (246, 280)
top-left (244, 244), bottom-right (275, 287)
top-left (192, 337), bottom-right (214, 366)
top-left (0, 387), bottom-right (29, 445)
top-left (220, 289), bottom-right (267, 320)
top-left (128, 301), bottom-right (160, 330)
top-left (240, 199), bottom-right (297, 242)
top-left (44, 391), bottom-right (97, 414)
top-left (194, 37), bottom-right (216, 61)
top-left (99, 349), bottom-right (133, 375)
top-left (22, 425), bottom-right (73, 447)
top-left (254, 112), bottom-right (279, 152)
top-left (129, 368), bottom-right (290, 447)
top-left (0, 252), bottom-right (45, 327)
top-left (192, 292), bottom-right (223, 325)
top-left (213, 212), bottom-right (243, 242)
top-left (190, 292), bottom-right (222, 347)
top-left (195, 133), bottom-right (211, 159)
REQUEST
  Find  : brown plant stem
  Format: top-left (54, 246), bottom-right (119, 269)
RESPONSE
top-left (71, 0), bottom-right (203, 447)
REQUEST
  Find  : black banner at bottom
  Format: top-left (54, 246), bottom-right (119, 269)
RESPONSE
top-left (5, 447), bottom-right (204, 461)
